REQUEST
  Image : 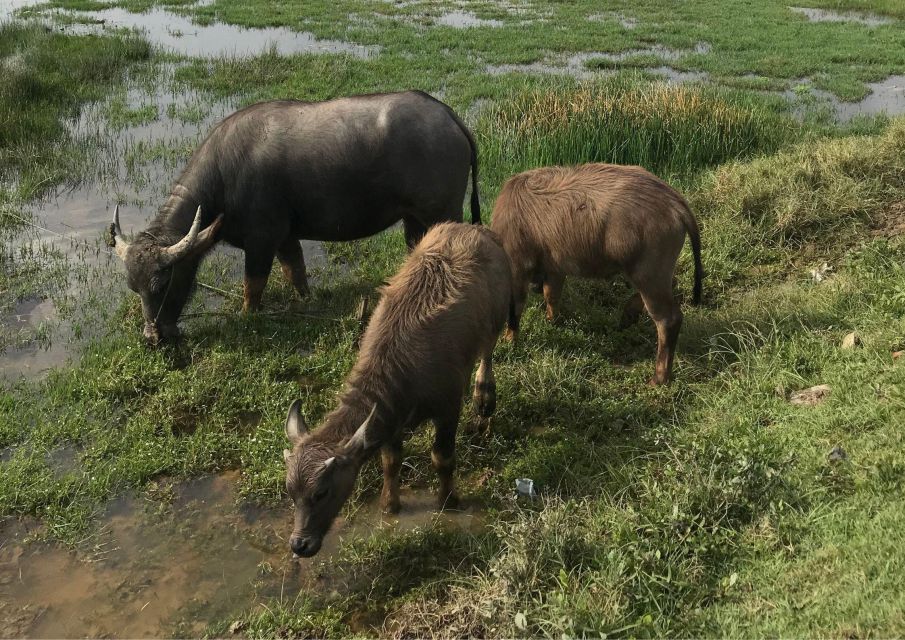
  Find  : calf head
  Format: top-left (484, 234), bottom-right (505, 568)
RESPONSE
top-left (109, 205), bottom-right (222, 345)
top-left (282, 400), bottom-right (379, 557)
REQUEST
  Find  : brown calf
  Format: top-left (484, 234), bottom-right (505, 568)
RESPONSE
top-left (491, 163), bottom-right (703, 385)
top-left (282, 222), bottom-right (513, 557)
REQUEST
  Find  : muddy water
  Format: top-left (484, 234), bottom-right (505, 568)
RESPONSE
top-left (0, 474), bottom-right (482, 637)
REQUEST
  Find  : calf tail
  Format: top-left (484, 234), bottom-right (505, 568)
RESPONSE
top-left (676, 199), bottom-right (703, 305)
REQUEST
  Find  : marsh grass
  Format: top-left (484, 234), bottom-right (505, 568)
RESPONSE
top-left (0, 23), bottom-right (151, 186)
top-left (476, 82), bottom-right (793, 190)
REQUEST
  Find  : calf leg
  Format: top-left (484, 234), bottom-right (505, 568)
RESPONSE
top-left (243, 246), bottom-right (276, 312)
top-left (276, 238), bottom-right (310, 298)
top-left (432, 410), bottom-right (461, 510)
top-left (505, 268), bottom-right (530, 343)
top-left (380, 439), bottom-right (403, 514)
top-left (543, 272), bottom-right (565, 322)
top-left (634, 279), bottom-right (683, 385)
top-left (472, 340), bottom-right (498, 419)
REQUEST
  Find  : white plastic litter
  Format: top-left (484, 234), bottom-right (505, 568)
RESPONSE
top-left (515, 478), bottom-right (535, 498)
top-left (809, 262), bottom-right (833, 282)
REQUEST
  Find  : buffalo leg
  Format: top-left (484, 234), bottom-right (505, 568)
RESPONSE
top-left (402, 216), bottom-right (428, 250)
top-left (542, 272), bottom-right (565, 322)
top-left (380, 439), bottom-right (403, 514)
top-left (619, 292), bottom-right (645, 329)
top-left (472, 341), bottom-right (497, 419)
top-left (276, 239), bottom-right (310, 298)
top-left (633, 278), bottom-right (682, 385)
top-left (243, 246), bottom-right (276, 312)
top-left (432, 410), bottom-right (461, 510)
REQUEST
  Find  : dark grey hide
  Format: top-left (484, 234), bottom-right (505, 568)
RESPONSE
top-left (109, 90), bottom-right (480, 344)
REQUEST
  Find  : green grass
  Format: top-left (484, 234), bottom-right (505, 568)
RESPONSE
top-left (2, 0), bottom-right (905, 636)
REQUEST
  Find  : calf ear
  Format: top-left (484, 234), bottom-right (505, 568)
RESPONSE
top-left (285, 399), bottom-right (308, 443)
top-left (344, 404), bottom-right (379, 457)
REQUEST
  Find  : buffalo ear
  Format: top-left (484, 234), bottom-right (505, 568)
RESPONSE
top-left (189, 213), bottom-right (224, 257)
top-left (344, 404), bottom-right (379, 457)
top-left (285, 399), bottom-right (308, 443)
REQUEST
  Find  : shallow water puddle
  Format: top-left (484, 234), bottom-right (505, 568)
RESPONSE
top-left (789, 6), bottom-right (893, 26)
top-left (787, 75), bottom-right (905, 120)
top-left (435, 11), bottom-right (503, 28)
top-left (0, 474), bottom-right (482, 637)
top-left (485, 44), bottom-right (711, 82)
top-left (46, 7), bottom-right (379, 58)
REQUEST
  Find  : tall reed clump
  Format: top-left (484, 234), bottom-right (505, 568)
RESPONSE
top-left (0, 23), bottom-right (151, 182)
top-left (477, 81), bottom-right (791, 191)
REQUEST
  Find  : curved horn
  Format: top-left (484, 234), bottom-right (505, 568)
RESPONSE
top-left (161, 205), bottom-right (204, 266)
top-left (110, 204), bottom-right (130, 260)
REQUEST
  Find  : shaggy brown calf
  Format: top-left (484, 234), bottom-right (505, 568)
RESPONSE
top-left (282, 222), bottom-right (512, 557)
top-left (491, 163), bottom-right (703, 385)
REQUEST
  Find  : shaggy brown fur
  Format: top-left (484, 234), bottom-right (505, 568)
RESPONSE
top-left (282, 222), bottom-right (512, 557)
top-left (491, 163), bottom-right (703, 385)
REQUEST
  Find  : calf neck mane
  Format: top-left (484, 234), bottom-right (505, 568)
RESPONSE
top-left (308, 234), bottom-right (477, 453)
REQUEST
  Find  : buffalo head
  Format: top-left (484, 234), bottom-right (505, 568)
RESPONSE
top-left (282, 400), bottom-right (379, 557)
top-left (109, 205), bottom-right (222, 345)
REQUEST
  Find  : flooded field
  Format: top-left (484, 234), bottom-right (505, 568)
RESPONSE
top-left (0, 474), bottom-right (483, 637)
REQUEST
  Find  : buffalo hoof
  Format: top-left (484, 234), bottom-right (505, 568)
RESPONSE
top-left (439, 492), bottom-right (460, 511)
top-left (647, 375), bottom-right (670, 386)
top-left (504, 328), bottom-right (518, 343)
top-left (381, 494), bottom-right (401, 515)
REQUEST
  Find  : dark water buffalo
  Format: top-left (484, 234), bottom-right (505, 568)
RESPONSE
top-left (108, 90), bottom-right (480, 344)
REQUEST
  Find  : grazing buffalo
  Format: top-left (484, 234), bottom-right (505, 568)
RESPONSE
top-left (108, 91), bottom-right (481, 344)
top-left (491, 163), bottom-right (703, 385)
top-left (282, 222), bottom-right (513, 557)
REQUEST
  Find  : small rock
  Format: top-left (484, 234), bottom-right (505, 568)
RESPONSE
top-left (789, 384), bottom-right (831, 406)
top-left (841, 332), bottom-right (861, 349)
top-left (828, 446), bottom-right (848, 463)
top-left (229, 620), bottom-right (246, 635)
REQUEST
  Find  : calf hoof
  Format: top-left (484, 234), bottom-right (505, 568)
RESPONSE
top-left (473, 382), bottom-right (497, 418)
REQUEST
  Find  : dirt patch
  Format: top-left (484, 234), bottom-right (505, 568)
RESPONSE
top-left (871, 201), bottom-right (905, 237)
